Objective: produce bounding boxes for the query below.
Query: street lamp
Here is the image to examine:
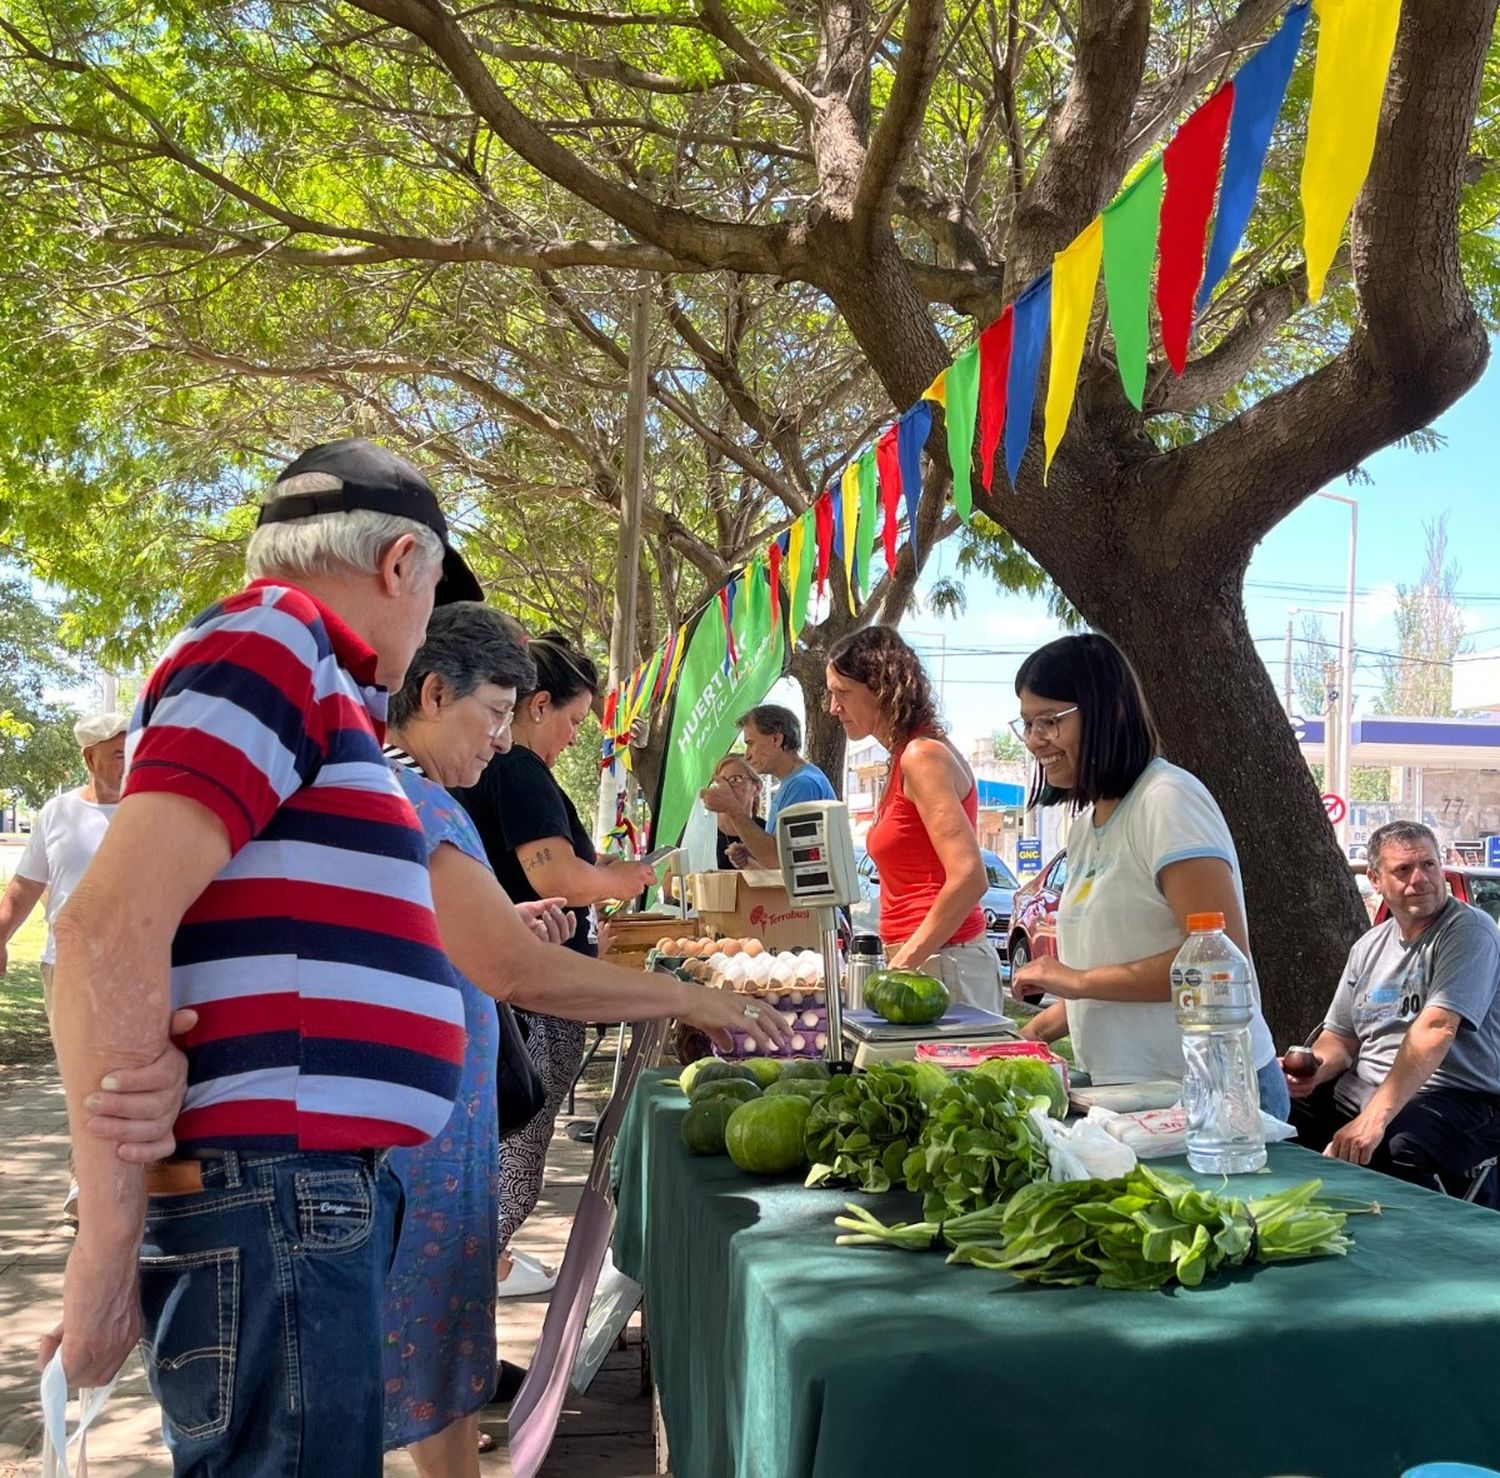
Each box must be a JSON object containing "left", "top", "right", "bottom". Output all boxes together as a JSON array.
[
  {"left": 1314, "top": 491, "right": 1359, "bottom": 854},
  {"left": 1287, "top": 603, "right": 1345, "bottom": 803}
]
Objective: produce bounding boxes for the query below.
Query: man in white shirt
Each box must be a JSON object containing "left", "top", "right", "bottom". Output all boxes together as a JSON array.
[{"left": 0, "top": 712, "right": 129, "bottom": 1014}]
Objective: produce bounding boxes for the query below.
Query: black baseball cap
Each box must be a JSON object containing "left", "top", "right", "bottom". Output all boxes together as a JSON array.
[{"left": 258, "top": 438, "right": 483, "bottom": 605}]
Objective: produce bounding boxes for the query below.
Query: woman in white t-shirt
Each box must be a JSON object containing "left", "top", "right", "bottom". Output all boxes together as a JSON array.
[{"left": 1008, "top": 633, "right": 1289, "bottom": 1118}]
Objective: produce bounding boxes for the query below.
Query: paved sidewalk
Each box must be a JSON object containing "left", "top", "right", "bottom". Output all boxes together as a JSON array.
[{"left": 0, "top": 1054, "right": 656, "bottom": 1477}]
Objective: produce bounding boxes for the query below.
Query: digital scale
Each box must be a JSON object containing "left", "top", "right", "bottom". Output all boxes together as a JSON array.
[{"left": 775, "top": 800, "right": 861, "bottom": 1065}]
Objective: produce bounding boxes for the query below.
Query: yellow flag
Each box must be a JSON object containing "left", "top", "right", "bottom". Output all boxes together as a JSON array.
[
  {"left": 1301, "top": 0, "right": 1402, "bottom": 303},
  {"left": 922, "top": 368, "right": 948, "bottom": 407},
  {"left": 840, "top": 460, "right": 861, "bottom": 615},
  {"left": 785, "top": 516, "right": 807, "bottom": 646},
  {"left": 1044, "top": 217, "right": 1104, "bottom": 480}
]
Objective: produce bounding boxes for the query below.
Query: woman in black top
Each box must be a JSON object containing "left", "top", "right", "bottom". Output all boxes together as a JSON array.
[
  {"left": 454, "top": 631, "right": 655, "bottom": 1299},
  {"left": 710, "top": 753, "right": 765, "bottom": 869}
]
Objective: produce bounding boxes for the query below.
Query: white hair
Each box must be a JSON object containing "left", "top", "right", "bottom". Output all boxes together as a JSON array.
[{"left": 244, "top": 472, "right": 445, "bottom": 582}]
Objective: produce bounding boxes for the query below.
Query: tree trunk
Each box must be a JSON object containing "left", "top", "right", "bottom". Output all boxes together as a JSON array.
[
  {"left": 1056, "top": 536, "right": 1367, "bottom": 1046},
  {"left": 790, "top": 637, "right": 847, "bottom": 800}
]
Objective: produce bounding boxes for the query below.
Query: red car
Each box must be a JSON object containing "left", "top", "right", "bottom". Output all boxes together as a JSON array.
[
  {"left": 1007, "top": 849, "right": 1068, "bottom": 975},
  {"left": 1373, "top": 866, "right": 1500, "bottom": 927}
]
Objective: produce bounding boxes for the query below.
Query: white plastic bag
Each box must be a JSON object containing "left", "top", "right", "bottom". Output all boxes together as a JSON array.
[
  {"left": 1028, "top": 1104, "right": 1139, "bottom": 1182},
  {"left": 39, "top": 1350, "right": 117, "bottom": 1478},
  {"left": 1088, "top": 1104, "right": 1299, "bottom": 1160}
]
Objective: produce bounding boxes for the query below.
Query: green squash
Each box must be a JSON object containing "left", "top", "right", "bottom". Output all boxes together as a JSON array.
[
  {"left": 688, "top": 1077, "right": 762, "bottom": 1108},
  {"left": 678, "top": 1058, "right": 758, "bottom": 1097},
  {"left": 778, "top": 1059, "right": 831, "bottom": 1082},
  {"left": 725, "top": 1095, "right": 813, "bottom": 1174},
  {"left": 680, "top": 1097, "right": 739, "bottom": 1155},
  {"left": 865, "top": 969, "right": 950, "bottom": 1026},
  {"left": 741, "top": 1057, "right": 785, "bottom": 1089}
]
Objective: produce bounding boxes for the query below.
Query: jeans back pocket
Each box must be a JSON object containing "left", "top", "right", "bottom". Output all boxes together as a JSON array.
[
  {"left": 138, "top": 1246, "right": 240, "bottom": 1441},
  {"left": 294, "top": 1167, "right": 374, "bottom": 1253}
]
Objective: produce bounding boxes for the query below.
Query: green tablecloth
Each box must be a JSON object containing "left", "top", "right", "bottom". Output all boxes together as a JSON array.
[{"left": 613, "top": 1069, "right": 1500, "bottom": 1478}]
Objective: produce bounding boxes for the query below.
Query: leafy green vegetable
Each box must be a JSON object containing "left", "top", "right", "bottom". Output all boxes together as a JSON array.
[
  {"left": 835, "top": 1164, "right": 1379, "bottom": 1292},
  {"left": 972, "top": 1057, "right": 1068, "bottom": 1118},
  {"left": 901, "top": 1073, "right": 1050, "bottom": 1219},
  {"left": 804, "top": 1065, "right": 929, "bottom": 1193}
]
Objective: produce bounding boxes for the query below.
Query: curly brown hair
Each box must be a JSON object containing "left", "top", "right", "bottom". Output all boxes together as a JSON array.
[{"left": 827, "top": 624, "right": 941, "bottom": 747}]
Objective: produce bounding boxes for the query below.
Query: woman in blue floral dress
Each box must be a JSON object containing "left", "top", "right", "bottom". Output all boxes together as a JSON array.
[{"left": 377, "top": 602, "right": 791, "bottom": 1474}]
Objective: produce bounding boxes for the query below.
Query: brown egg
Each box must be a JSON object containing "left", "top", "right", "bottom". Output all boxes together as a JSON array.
[
  {"left": 656, "top": 937, "right": 674, "bottom": 953},
  {"left": 743, "top": 939, "right": 765, "bottom": 957},
  {"left": 720, "top": 939, "right": 743, "bottom": 956}
]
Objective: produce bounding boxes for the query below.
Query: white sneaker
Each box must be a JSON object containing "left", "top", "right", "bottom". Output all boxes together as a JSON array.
[{"left": 497, "top": 1248, "right": 558, "bottom": 1298}]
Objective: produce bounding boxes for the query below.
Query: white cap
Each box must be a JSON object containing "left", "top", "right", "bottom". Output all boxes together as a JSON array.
[{"left": 73, "top": 712, "right": 130, "bottom": 749}]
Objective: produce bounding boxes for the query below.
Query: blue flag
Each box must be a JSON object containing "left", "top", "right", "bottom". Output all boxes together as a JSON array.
[
  {"left": 896, "top": 401, "right": 931, "bottom": 561},
  {"left": 1004, "top": 271, "right": 1053, "bottom": 488},
  {"left": 1199, "top": 1, "right": 1310, "bottom": 310}
]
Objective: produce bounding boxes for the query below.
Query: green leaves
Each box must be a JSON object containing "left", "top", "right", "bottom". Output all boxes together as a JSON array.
[
  {"left": 834, "top": 1162, "right": 1373, "bottom": 1295},
  {"left": 804, "top": 1064, "right": 930, "bottom": 1193},
  {"left": 901, "top": 1073, "right": 1050, "bottom": 1220}
]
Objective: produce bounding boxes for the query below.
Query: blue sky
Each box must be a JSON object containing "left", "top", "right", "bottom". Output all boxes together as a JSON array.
[{"left": 856, "top": 346, "right": 1500, "bottom": 754}]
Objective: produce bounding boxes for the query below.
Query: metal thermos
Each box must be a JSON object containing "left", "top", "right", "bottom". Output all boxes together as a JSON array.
[{"left": 845, "top": 933, "right": 885, "bottom": 1011}]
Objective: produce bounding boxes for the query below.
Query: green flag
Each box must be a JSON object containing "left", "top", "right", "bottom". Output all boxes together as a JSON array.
[
  {"left": 1102, "top": 157, "right": 1164, "bottom": 411},
  {"left": 649, "top": 573, "right": 786, "bottom": 850},
  {"left": 945, "top": 342, "right": 981, "bottom": 522},
  {"left": 855, "top": 449, "right": 879, "bottom": 598}
]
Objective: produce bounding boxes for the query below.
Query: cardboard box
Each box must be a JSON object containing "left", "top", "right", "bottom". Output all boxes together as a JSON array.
[{"left": 686, "top": 868, "right": 820, "bottom": 950}]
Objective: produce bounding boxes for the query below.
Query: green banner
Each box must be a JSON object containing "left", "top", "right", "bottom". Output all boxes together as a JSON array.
[{"left": 649, "top": 567, "right": 786, "bottom": 849}]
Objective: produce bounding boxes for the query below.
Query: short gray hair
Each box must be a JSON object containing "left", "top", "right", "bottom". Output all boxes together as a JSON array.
[
  {"left": 245, "top": 472, "right": 445, "bottom": 582},
  {"left": 388, "top": 603, "right": 536, "bottom": 727},
  {"left": 1367, "top": 820, "right": 1440, "bottom": 873}
]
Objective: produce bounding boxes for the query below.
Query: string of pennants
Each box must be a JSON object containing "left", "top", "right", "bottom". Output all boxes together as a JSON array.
[{"left": 600, "top": 0, "right": 1401, "bottom": 777}]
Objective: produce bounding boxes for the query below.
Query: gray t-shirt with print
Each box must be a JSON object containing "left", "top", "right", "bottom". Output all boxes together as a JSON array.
[{"left": 1325, "top": 898, "right": 1500, "bottom": 1111}]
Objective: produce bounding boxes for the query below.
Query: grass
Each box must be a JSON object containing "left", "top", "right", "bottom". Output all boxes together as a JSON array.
[{"left": 1, "top": 882, "right": 56, "bottom": 1069}]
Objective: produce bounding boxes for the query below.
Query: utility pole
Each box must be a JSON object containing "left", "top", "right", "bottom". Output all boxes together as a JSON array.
[
  {"left": 1283, "top": 621, "right": 1293, "bottom": 713},
  {"left": 1323, "top": 658, "right": 1341, "bottom": 812},
  {"left": 599, "top": 282, "right": 651, "bottom": 851}
]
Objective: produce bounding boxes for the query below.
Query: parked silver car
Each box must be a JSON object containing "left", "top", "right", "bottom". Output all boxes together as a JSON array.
[{"left": 851, "top": 847, "right": 1017, "bottom": 966}]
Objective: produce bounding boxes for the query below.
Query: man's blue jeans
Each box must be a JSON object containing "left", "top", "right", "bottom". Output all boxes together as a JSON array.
[{"left": 137, "top": 1150, "right": 402, "bottom": 1476}]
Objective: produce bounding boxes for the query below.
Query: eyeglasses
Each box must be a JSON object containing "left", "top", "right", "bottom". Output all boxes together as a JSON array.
[
  {"left": 721, "top": 773, "right": 757, "bottom": 788},
  {"left": 475, "top": 697, "right": 515, "bottom": 738},
  {"left": 1008, "top": 706, "right": 1078, "bottom": 743}
]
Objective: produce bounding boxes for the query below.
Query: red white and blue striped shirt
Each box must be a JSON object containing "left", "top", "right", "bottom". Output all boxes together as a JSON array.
[{"left": 125, "top": 580, "right": 464, "bottom": 1153}]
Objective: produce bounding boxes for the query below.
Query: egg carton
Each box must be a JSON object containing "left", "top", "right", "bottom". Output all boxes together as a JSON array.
[{"left": 716, "top": 1004, "right": 829, "bottom": 1060}]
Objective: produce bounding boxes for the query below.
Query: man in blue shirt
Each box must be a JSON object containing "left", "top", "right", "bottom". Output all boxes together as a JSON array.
[{"left": 703, "top": 704, "right": 836, "bottom": 868}]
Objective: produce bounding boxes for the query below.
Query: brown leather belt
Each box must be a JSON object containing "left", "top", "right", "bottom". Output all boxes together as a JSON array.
[{"left": 144, "top": 1159, "right": 206, "bottom": 1197}]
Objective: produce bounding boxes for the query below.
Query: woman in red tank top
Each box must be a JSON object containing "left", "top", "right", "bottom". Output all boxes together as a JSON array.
[{"left": 826, "top": 626, "right": 1002, "bottom": 1013}]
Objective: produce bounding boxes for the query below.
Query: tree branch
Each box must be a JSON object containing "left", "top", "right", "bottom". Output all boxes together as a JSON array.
[
  {"left": 1152, "top": 0, "right": 1496, "bottom": 564},
  {"left": 468, "top": 36, "right": 754, "bottom": 94},
  {"left": 341, "top": 0, "right": 791, "bottom": 276},
  {"left": 1123, "top": 0, "right": 1288, "bottom": 172},
  {"left": 1007, "top": 0, "right": 1151, "bottom": 279},
  {"left": 852, "top": 0, "right": 946, "bottom": 244},
  {"left": 693, "top": 0, "right": 818, "bottom": 119}
]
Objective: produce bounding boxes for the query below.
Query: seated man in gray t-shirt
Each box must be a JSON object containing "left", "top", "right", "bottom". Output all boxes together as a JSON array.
[{"left": 1283, "top": 820, "right": 1500, "bottom": 1193}]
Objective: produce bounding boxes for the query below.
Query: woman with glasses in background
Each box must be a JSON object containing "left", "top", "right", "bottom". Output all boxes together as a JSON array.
[
  {"left": 1008, "top": 633, "right": 1288, "bottom": 1116},
  {"left": 709, "top": 753, "right": 766, "bottom": 869},
  {"left": 826, "top": 625, "right": 1001, "bottom": 1012}
]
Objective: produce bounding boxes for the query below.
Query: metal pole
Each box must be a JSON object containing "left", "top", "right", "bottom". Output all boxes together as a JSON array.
[
  {"left": 1316, "top": 492, "right": 1359, "bottom": 855},
  {"left": 1283, "top": 620, "right": 1293, "bottom": 713}
]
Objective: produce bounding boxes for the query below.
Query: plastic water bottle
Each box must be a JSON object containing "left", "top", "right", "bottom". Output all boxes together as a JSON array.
[{"left": 1171, "top": 912, "right": 1266, "bottom": 1174}]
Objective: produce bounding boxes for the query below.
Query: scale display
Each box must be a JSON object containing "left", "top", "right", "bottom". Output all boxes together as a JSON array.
[{"left": 775, "top": 801, "right": 859, "bottom": 909}]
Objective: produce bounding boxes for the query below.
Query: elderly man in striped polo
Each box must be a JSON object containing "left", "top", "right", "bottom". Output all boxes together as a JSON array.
[{"left": 44, "top": 440, "right": 485, "bottom": 1476}]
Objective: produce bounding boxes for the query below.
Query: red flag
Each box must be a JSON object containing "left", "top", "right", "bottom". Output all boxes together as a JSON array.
[
  {"left": 978, "top": 307, "right": 1014, "bottom": 493},
  {"left": 767, "top": 537, "right": 783, "bottom": 624},
  {"left": 601, "top": 686, "right": 619, "bottom": 734},
  {"left": 718, "top": 583, "right": 738, "bottom": 668},
  {"left": 876, "top": 425, "right": 902, "bottom": 571},
  {"left": 1158, "top": 83, "right": 1235, "bottom": 374},
  {"left": 813, "top": 490, "right": 834, "bottom": 596}
]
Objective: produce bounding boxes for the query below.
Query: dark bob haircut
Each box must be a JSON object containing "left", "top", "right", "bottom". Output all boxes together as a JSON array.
[
  {"left": 389, "top": 602, "right": 536, "bottom": 727},
  {"left": 1013, "top": 632, "right": 1159, "bottom": 812}
]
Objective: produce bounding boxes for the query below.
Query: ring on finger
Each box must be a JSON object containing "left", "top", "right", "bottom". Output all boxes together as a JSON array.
[{"left": 742, "top": 1002, "right": 760, "bottom": 1021}]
